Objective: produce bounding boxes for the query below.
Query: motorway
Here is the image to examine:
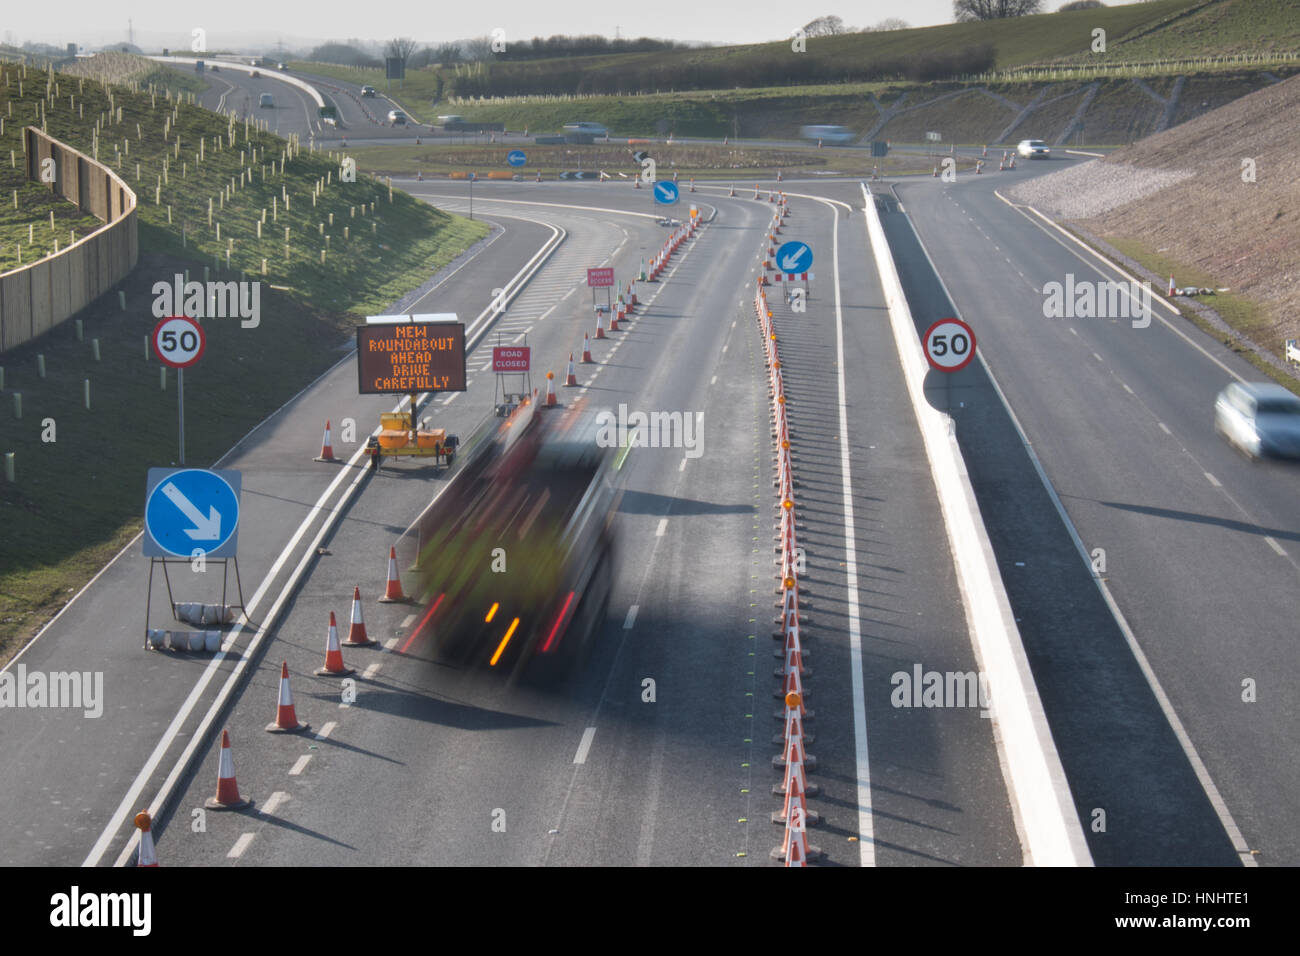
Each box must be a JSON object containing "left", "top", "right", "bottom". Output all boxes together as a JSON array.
[{"left": 2, "top": 62, "right": 1295, "bottom": 861}]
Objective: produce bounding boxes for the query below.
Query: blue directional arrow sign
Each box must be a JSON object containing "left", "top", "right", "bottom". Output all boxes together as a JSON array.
[
  {"left": 143, "top": 468, "right": 241, "bottom": 558},
  {"left": 775, "top": 241, "right": 814, "bottom": 274},
  {"left": 653, "top": 180, "right": 679, "bottom": 205},
  {"left": 506, "top": 149, "right": 527, "bottom": 167}
]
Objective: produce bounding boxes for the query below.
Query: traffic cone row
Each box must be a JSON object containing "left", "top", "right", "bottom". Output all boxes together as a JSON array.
[{"left": 752, "top": 228, "right": 823, "bottom": 865}]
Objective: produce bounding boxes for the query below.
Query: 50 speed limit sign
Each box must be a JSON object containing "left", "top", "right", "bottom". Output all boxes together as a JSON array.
[
  {"left": 922, "top": 318, "right": 976, "bottom": 373},
  {"left": 151, "top": 316, "right": 206, "bottom": 369}
]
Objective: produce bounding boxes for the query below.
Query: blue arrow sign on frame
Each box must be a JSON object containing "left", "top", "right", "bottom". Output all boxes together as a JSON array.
[
  {"left": 775, "top": 241, "right": 814, "bottom": 274},
  {"left": 653, "top": 180, "right": 680, "bottom": 205},
  {"left": 506, "top": 149, "right": 527, "bottom": 167},
  {"left": 143, "top": 468, "right": 242, "bottom": 559}
]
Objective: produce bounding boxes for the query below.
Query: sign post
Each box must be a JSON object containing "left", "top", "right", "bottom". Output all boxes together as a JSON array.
[
  {"left": 151, "top": 316, "right": 206, "bottom": 465},
  {"left": 587, "top": 266, "right": 615, "bottom": 314}
]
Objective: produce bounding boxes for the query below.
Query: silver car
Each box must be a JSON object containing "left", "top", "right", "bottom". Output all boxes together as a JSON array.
[
  {"left": 1017, "top": 139, "right": 1050, "bottom": 159},
  {"left": 1214, "top": 381, "right": 1300, "bottom": 459}
]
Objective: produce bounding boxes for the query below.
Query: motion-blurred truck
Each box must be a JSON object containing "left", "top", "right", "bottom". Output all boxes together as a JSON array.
[{"left": 409, "top": 399, "right": 621, "bottom": 679}]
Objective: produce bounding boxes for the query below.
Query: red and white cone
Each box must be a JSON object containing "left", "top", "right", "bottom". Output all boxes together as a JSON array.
[
  {"left": 343, "top": 587, "right": 376, "bottom": 646},
  {"left": 564, "top": 353, "right": 578, "bottom": 387},
  {"left": 776, "top": 169, "right": 783, "bottom": 182},
  {"left": 266, "top": 661, "right": 310, "bottom": 732},
  {"left": 134, "top": 811, "right": 158, "bottom": 866},
  {"left": 982, "top": 144, "right": 988, "bottom": 157},
  {"left": 378, "top": 546, "right": 408, "bottom": 603},
  {"left": 536, "top": 171, "right": 541, "bottom": 182},
  {"left": 314, "top": 420, "right": 337, "bottom": 462},
  {"left": 773, "top": 812, "right": 821, "bottom": 865},
  {"left": 544, "top": 371, "right": 558, "bottom": 407},
  {"left": 595, "top": 308, "right": 607, "bottom": 339},
  {"left": 753, "top": 184, "right": 760, "bottom": 199},
  {"left": 205, "top": 730, "right": 251, "bottom": 810},
  {"left": 729, "top": 183, "right": 736, "bottom": 197},
  {"left": 932, "top": 166, "right": 938, "bottom": 177},
  {"left": 1168, "top": 275, "right": 1176, "bottom": 296},
  {"left": 581, "top": 333, "right": 594, "bottom": 363},
  {"left": 315, "top": 611, "right": 355, "bottom": 676}
]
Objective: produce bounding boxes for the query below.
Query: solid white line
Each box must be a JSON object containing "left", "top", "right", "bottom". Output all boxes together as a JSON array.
[
  {"left": 573, "top": 727, "right": 597, "bottom": 765},
  {"left": 315, "top": 721, "right": 336, "bottom": 740},
  {"left": 227, "top": 833, "right": 255, "bottom": 859},
  {"left": 623, "top": 605, "right": 639, "bottom": 629},
  {"left": 1265, "top": 536, "right": 1287, "bottom": 556},
  {"left": 1204, "top": 472, "right": 1222, "bottom": 488},
  {"left": 288, "top": 755, "right": 312, "bottom": 776},
  {"left": 261, "top": 790, "right": 288, "bottom": 815},
  {"left": 655, "top": 518, "right": 667, "bottom": 537},
  {"left": 831, "top": 194, "right": 874, "bottom": 866}
]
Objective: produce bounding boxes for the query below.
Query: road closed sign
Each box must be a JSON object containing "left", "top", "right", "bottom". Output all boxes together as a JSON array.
[
  {"left": 492, "top": 346, "right": 530, "bottom": 372},
  {"left": 922, "top": 318, "right": 976, "bottom": 372}
]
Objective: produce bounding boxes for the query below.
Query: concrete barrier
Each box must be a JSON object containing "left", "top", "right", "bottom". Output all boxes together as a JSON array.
[
  {"left": 0, "top": 127, "right": 137, "bottom": 354},
  {"left": 861, "top": 182, "right": 1092, "bottom": 866}
]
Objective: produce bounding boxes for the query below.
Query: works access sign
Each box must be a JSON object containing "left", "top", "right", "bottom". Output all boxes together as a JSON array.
[{"left": 356, "top": 321, "right": 467, "bottom": 394}]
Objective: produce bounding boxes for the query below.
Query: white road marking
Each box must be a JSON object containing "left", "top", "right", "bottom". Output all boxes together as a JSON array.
[
  {"left": 1122, "top": 383, "right": 1134, "bottom": 394},
  {"left": 1158, "top": 422, "right": 1172, "bottom": 435},
  {"left": 1069, "top": 327, "right": 1078, "bottom": 336},
  {"left": 1265, "top": 536, "right": 1287, "bottom": 556},
  {"left": 538, "top": 304, "right": 557, "bottom": 321},
  {"left": 623, "top": 605, "right": 638, "bottom": 629},
  {"left": 679, "top": 458, "right": 687, "bottom": 471},
  {"left": 384, "top": 637, "right": 399, "bottom": 650},
  {"left": 1093, "top": 352, "right": 1103, "bottom": 362},
  {"left": 710, "top": 375, "right": 717, "bottom": 385},
  {"left": 573, "top": 727, "right": 597, "bottom": 765},
  {"left": 227, "top": 833, "right": 255, "bottom": 858},
  {"left": 1204, "top": 472, "right": 1221, "bottom": 487},
  {"left": 289, "top": 755, "right": 312, "bottom": 776},
  {"left": 722, "top": 344, "right": 728, "bottom": 353},
  {"left": 442, "top": 392, "right": 459, "bottom": 405},
  {"left": 655, "top": 518, "right": 667, "bottom": 536},
  {"left": 261, "top": 791, "right": 289, "bottom": 815},
  {"left": 400, "top": 614, "right": 416, "bottom": 628},
  {"left": 512, "top": 332, "right": 527, "bottom": 343},
  {"left": 362, "top": 662, "right": 381, "bottom": 679},
  {"left": 315, "top": 721, "right": 336, "bottom": 740}
]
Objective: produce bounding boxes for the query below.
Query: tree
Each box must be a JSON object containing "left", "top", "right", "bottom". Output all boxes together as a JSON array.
[
  {"left": 865, "top": 18, "right": 912, "bottom": 31},
  {"left": 384, "top": 37, "right": 418, "bottom": 66},
  {"left": 1058, "top": 0, "right": 1104, "bottom": 9},
  {"left": 953, "top": 0, "right": 1042, "bottom": 20},
  {"left": 433, "top": 42, "right": 463, "bottom": 65},
  {"left": 462, "top": 36, "right": 493, "bottom": 62},
  {"left": 802, "top": 15, "right": 847, "bottom": 37}
]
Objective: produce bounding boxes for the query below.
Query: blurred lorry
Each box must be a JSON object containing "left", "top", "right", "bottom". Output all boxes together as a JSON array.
[{"left": 408, "top": 399, "right": 621, "bottom": 679}]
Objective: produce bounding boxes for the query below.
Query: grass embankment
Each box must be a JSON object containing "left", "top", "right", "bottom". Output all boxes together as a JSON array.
[{"left": 0, "top": 61, "right": 487, "bottom": 662}]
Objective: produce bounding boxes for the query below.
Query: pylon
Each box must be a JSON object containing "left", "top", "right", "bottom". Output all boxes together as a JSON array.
[
  {"left": 776, "top": 169, "right": 783, "bottom": 182},
  {"left": 205, "top": 730, "right": 251, "bottom": 810},
  {"left": 633, "top": 177, "right": 641, "bottom": 188},
  {"left": 933, "top": 166, "right": 938, "bottom": 177},
  {"left": 343, "top": 586, "right": 376, "bottom": 646},
  {"left": 134, "top": 811, "right": 158, "bottom": 866},
  {"left": 315, "top": 611, "right": 354, "bottom": 676},
  {"left": 266, "top": 661, "right": 310, "bottom": 732},
  {"left": 378, "top": 546, "right": 408, "bottom": 603},
  {"left": 564, "top": 353, "right": 578, "bottom": 386},
  {"left": 768, "top": 191, "right": 775, "bottom": 202},
  {"left": 581, "top": 333, "right": 594, "bottom": 363},
  {"left": 689, "top": 178, "right": 696, "bottom": 192},
  {"left": 1168, "top": 275, "right": 1176, "bottom": 296},
  {"left": 729, "top": 183, "right": 736, "bottom": 197},
  {"left": 544, "top": 371, "right": 557, "bottom": 406},
  {"left": 595, "top": 308, "right": 607, "bottom": 338},
  {"left": 982, "top": 144, "right": 988, "bottom": 157},
  {"left": 314, "top": 420, "right": 336, "bottom": 461},
  {"left": 754, "top": 184, "right": 760, "bottom": 199},
  {"left": 536, "top": 171, "right": 541, "bottom": 182}
]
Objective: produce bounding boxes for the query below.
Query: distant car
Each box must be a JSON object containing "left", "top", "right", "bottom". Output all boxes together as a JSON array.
[
  {"left": 276, "top": 62, "right": 287, "bottom": 71},
  {"left": 210, "top": 64, "right": 219, "bottom": 72},
  {"left": 1017, "top": 139, "right": 1051, "bottom": 159},
  {"left": 361, "top": 85, "right": 377, "bottom": 97},
  {"left": 1214, "top": 381, "right": 1300, "bottom": 459},
  {"left": 250, "top": 69, "right": 260, "bottom": 78},
  {"left": 563, "top": 121, "right": 608, "bottom": 136},
  {"left": 800, "top": 124, "right": 855, "bottom": 145},
  {"left": 259, "top": 93, "right": 274, "bottom": 108},
  {"left": 387, "top": 110, "right": 407, "bottom": 125}
]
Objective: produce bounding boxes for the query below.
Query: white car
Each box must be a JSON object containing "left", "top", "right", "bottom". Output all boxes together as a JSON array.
[
  {"left": 387, "top": 110, "right": 407, "bottom": 125},
  {"left": 1017, "top": 139, "right": 1050, "bottom": 159},
  {"left": 1214, "top": 381, "right": 1300, "bottom": 459}
]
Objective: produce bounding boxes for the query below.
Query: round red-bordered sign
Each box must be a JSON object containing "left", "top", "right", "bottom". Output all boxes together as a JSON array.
[
  {"left": 922, "top": 317, "right": 976, "bottom": 373},
  {"left": 151, "top": 315, "right": 206, "bottom": 369}
]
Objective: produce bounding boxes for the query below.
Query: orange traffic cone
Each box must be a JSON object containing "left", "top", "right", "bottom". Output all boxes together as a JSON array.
[
  {"left": 933, "top": 166, "right": 938, "bottom": 177},
  {"left": 773, "top": 712, "right": 816, "bottom": 771},
  {"left": 581, "top": 333, "right": 594, "bottom": 363},
  {"left": 1168, "top": 275, "right": 1176, "bottom": 296},
  {"left": 544, "top": 371, "right": 557, "bottom": 407},
  {"left": 315, "top": 611, "right": 355, "bottom": 676},
  {"left": 205, "top": 730, "right": 251, "bottom": 810},
  {"left": 378, "top": 546, "right": 408, "bottom": 603},
  {"left": 314, "top": 420, "right": 336, "bottom": 462},
  {"left": 754, "top": 184, "right": 760, "bottom": 199},
  {"left": 134, "top": 811, "right": 158, "bottom": 866},
  {"left": 776, "top": 169, "right": 783, "bottom": 182},
  {"left": 595, "top": 308, "right": 607, "bottom": 339},
  {"left": 982, "top": 144, "right": 988, "bottom": 157},
  {"left": 343, "top": 587, "right": 376, "bottom": 646},
  {"left": 564, "top": 354, "right": 577, "bottom": 386},
  {"left": 266, "top": 661, "right": 310, "bottom": 732},
  {"left": 773, "top": 816, "right": 821, "bottom": 865},
  {"left": 729, "top": 183, "right": 735, "bottom": 197},
  {"left": 689, "top": 178, "right": 696, "bottom": 192},
  {"left": 633, "top": 177, "right": 641, "bottom": 189}
]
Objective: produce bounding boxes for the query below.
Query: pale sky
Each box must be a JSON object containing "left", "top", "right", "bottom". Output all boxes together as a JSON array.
[{"left": 4, "top": 0, "right": 1130, "bottom": 50}]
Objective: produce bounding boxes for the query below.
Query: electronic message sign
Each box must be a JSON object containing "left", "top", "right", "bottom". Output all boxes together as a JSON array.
[{"left": 356, "top": 320, "right": 467, "bottom": 394}]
